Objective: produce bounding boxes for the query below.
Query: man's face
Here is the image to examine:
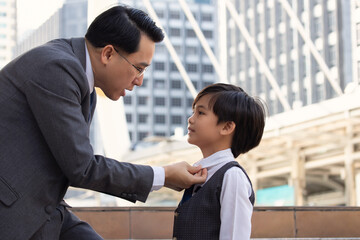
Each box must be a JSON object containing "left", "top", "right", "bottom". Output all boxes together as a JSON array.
[{"left": 94, "top": 34, "right": 155, "bottom": 100}]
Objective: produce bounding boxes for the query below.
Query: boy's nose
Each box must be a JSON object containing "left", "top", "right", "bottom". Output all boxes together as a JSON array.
[{"left": 188, "top": 115, "right": 194, "bottom": 123}]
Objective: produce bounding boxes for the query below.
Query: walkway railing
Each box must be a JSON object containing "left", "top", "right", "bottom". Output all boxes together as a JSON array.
[{"left": 72, "top": 206, "right": 360, "bottom": 239}]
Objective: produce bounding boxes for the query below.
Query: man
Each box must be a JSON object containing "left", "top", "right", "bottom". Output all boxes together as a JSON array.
[{"left": 0, "top": 5, "right": 206, "bottom": 240}]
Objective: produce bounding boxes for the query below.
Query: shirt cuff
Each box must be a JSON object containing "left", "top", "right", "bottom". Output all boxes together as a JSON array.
[{"left": 151, "top": 166, "right": 165, "bottom": 191}]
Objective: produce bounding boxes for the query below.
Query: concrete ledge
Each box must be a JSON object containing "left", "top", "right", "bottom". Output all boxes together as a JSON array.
[{"left": 72, "top": 206, "right": 360, "bottom": 239}]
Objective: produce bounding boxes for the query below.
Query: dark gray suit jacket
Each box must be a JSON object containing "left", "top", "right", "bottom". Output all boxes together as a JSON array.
[{"left": 0, "top": 38, "right": 153, "bottom": 240}]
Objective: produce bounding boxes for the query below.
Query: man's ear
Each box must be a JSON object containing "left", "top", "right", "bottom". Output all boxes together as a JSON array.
[
  {"left": 220, "top": 121, "right": 236, "bottom": 136},
  {"left": 100, "top": 45, "right": 115, "bottom": 65}
]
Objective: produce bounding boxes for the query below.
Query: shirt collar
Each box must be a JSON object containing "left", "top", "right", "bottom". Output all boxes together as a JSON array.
[
  {"left": 194, "top": 148, "right": 234, "bottom": 169},
  {"left": 85, "top": 42, "right": 94, "bottom": 93}
]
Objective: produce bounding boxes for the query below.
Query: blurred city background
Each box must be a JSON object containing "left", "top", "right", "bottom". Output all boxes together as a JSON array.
[{"left": 2, "top": 0, "right": 360, "bottom": 208}]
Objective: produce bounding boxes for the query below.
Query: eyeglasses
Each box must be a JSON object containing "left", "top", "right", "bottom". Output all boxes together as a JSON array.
[{"left": 113, "top": 47, "right": 147, "bottom": 77}]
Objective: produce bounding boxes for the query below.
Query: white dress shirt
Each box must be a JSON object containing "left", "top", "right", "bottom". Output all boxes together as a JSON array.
[
  {"left": 84, "top": 42, "right": 164, "bottom": 191},
  {"left": 193, "top": 148, "right": 253, "bottom": 240}
]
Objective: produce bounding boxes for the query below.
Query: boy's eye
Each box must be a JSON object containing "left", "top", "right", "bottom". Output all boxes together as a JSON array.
[{"left": 198, "top": 111, "right": 204, "bottom": 115}]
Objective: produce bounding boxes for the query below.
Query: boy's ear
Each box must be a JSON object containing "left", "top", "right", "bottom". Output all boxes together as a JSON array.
[{"left": 220, "top": 121, "right": 236, "bottom": 136}]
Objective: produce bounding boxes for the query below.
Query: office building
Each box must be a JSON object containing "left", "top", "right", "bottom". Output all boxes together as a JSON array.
[
  {"left": 0, "top": 0, "right": 16, "bottom": 69},
  {"left": 220, "top": 0, "right": 354, "bottom": 115},
  {"left": 14, "top": 0, "right": 87, "bottom": 57},
  {"left": 120, "top": 0, "right": 218, "bottom": 145},
  {"left": 352, "top": 0, "right": 360, "bottom": 84}
]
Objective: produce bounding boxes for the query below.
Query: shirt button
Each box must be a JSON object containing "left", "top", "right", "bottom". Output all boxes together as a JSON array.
[{"left": 174, "top": 212, "right": 179, "bottom": 217}]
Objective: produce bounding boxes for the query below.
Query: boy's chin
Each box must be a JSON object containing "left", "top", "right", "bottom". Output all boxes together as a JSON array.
[{"left": 187, "top": 136, "right": 197, "bottom": 146}]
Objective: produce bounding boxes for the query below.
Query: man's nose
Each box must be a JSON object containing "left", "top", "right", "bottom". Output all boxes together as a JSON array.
[{"left": 133, "top": 75, "right": 144, "bottom": 86}]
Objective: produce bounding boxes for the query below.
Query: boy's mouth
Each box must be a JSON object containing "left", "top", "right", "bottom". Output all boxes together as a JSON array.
[{"left": 188, "top": 127, "right": 195, "bottom": 133}]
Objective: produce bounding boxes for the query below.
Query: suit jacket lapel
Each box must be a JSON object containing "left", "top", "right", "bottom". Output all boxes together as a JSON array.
[
  {"left": 69, "top": 37, "right": 97, "bottom": 122},
  {"left": 70, "top": 38, "right": 86, "bottom": 71}
]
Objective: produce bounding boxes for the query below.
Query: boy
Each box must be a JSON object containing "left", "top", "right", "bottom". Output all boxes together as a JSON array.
[{"left": 173, "top": 83, "right": 266, "bottom": 239}]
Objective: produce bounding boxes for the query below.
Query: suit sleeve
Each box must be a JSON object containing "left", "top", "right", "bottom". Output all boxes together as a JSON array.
[{"left": 24, "top": 57, "right": 153, "bottom": 203}]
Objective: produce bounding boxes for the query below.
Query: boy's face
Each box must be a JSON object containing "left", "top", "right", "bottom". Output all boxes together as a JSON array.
[{"left": 187, "top": 94, "right": 225, "bottom": 152}]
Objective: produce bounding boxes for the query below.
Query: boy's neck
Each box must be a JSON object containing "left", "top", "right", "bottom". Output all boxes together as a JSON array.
[
  {"left": 200, "top": 144, "right": 231, "bottom": 159},
  {"left": 198, "top": 131, "right": 233, "bottom": 158}
]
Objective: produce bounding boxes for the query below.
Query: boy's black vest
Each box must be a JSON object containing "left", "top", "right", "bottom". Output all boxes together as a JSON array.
[{"left": 173, "top": 161, "right": 255, "bottom": 240}]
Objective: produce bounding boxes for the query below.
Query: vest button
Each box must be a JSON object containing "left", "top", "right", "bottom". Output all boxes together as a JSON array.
[
  {"left": 45, "top": 205, "right": 53, "bottom": 214},
  {"left": 173, "top": 238, "right": 177, "bottom": 240}
]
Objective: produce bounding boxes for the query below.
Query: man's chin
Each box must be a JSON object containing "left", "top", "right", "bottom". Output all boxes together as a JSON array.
[{"left": 118, "top": 89, "right": 126, "bottom": 98}]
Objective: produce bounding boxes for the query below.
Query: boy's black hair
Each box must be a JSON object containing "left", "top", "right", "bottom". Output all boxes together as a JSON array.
[
  {"left": 193, "top": 83, "right": 266, "bottom": 158},
  {"left": 85, "top": 5, "right": 164, "bottom": 53}
]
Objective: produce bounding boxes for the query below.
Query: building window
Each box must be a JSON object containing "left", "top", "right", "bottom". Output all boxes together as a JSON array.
[
  {"left": 357, "top": 23, "right": 360, "bottom": 46},
  {"left": 170, "top": 28, "right": 181, "bottom": 37},
  {"left": 126, "top": 114, "right": 132, "bottom": 123},
  {"left": 154, "top": 79, "right": 165, "bottom": 88},
  {"left": 170, "top": 11, "right": 180, "bottom": 19},
  {"left": 154, "top": 62, "right": 165, "bottom": 71},
  {"left": 328, "top": 45, "right": 336, "bottom": 66},
  {"left": 192, "top": 81, "right": 198, "bottom": 89},
  {"left": 202, "top": 13, "right": 212, "bottom": 22},
  {"left": 138, "top": 96, "right": 147, "bottom": 105},
  {"left": 171, "top": 63, "right": 178, "bottom": 72},
  {"left": 155, "top": 97, "right": 165, "bottom": 106},
  {"left": 358, "top": 61, "right": 360, "bottom": 82},
  {"left": 0, "top": 12, "right": 6, "bottom": 17},
  {"left": 174, "top": 45, "right": 182, "bottom": 54},
  {"left": 186, "top": 64, "right": 198, "bottom": 73},
  {"left": 155, "top": 114, "right": 166, "bottom": 124},
  {"left": 191, "top": 12, "right": 197, "bottom": 20},
  {"left": 186, "top": 29, "right": 196, "bottom": 38},
  {"left": 171, "top": 115, "right": 182, "bottom": 124},
  {"left": 155, "top": 10, "right": 164, "bottom": 18},
  {"left": 171, "top": 80, "right": 182, "bottom": 89},
  {"left": 202, "top": 64, "right": 214, "bottom": 73},
  {"left": 203, "top": 81, "right": 214, "bottom": 87},
  {"left": 203, "top": 30, "right": 213, "bottom": 39},
  {"left": 138, "top": 132, "right": 148, "bottom": 141},
  {"left": 326, "top": 11, "right": 334, "bottom": 32},
  {"left": 278, "top": 66, "right": 285, "bottom": 85},
  {"left": 142, "top": 78, "right": 148, "bottom": 88},
  {"left": 129, "top": 131, "right": 133, "bottom": 141},
  {"left": 155, "top": 132, "right": 166, "bottom": 137},
  {"left": 171, "top": 98, "right": 182, "bottom": 107},
  {"left": 186, "top": 46, "right": 198, "bottom": 55},
  {"left": 314, "top": 17, "right": 322, "bottom": 37},
  {"left": 187, "top": 98, "right": 194, "bottom": 108},
  {"left": 138, "top": 114, "right": 148, "bottom": 124},
  {"left": 124, "top": 96, "right": 132, "bottom": 105},
  {"left": 156, "top": 44, "right": 166, "bottom": 54}
]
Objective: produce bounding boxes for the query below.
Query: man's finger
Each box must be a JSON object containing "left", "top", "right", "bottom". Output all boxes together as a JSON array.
[
  {"left": 187, "top": 165, "right": 202, "bottom": 174},
  {"left": 192, "top": 168, "right": 207, "bottom": 184}
]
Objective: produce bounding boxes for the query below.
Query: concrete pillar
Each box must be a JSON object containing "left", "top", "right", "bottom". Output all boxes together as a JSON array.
[
  {"left": 290, "top": 144, "right": 305, "bottom": 206},
  {"left": 344, "top": 122, "right": 355, "bottom": 205}
]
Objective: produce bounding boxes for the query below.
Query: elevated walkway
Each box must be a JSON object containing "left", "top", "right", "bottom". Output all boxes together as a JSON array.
[{"left": 72, "top": 206, "right": 360, "bottom": 239}]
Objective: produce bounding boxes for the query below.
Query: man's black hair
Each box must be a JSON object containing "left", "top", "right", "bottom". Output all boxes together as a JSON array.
[{"left": 85, "top": 5, "right": 164, "bottom": 53}]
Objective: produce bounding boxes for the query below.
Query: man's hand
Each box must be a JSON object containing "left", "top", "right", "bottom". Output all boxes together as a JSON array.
[{"left": 163, "top": 161, "right": 208, "bottom": 191}]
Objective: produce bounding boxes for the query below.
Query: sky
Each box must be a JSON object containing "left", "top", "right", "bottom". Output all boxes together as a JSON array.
[{"left": 17, "top": 0, "right": 64, "bottom": 40}]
